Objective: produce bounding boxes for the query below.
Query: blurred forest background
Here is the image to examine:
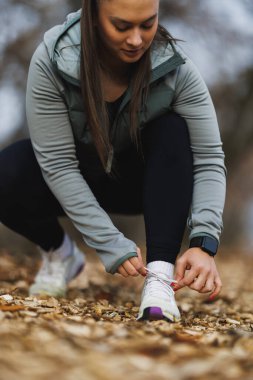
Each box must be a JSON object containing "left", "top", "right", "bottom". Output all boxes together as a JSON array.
[{"left": 0, "top": 0, "right": 253, "bottom": 254}]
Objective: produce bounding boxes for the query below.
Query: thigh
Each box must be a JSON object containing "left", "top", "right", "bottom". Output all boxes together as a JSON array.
[
  {"left": 85, "top": 112, "right": 192, "bottom": 216},
  {"left": 0, "top": 139, "right": 64, "bottom": 216},
  {"left": 89, "top": 146, "right": 145, "bottom": 215},
  {"left": 98, "top": 112, "right": 193, "bottom": 216},
  {"left": 0, "top": 139, "right": 144, "bottom": 217}
]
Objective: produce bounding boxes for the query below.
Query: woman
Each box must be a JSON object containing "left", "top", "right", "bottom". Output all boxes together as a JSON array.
[{"left": 0, "top": 0, "right": 226, "bottom": 322}]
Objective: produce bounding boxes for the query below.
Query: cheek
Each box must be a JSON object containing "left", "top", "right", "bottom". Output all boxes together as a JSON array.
[
  {"left": 143, "top": 31, "right": 156, "bottom": 47},
  {"left": 102, "top": 29, "right": 123, "bottom": 49},
  {"left": 107, "top": 32, "right": 123, "bottom": 47}
]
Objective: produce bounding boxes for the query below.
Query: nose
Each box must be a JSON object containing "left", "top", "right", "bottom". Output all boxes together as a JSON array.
[{"left": 126, "top": 28, "right": 143, "bottom": 48}]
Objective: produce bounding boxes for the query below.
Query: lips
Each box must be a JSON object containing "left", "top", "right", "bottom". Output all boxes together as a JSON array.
[
  {"left": 122, "top": 48, "right": 143, "bottom": 57},
  {"left": 124, "top": 49, "right": 142, "bottom": 53},
  {"left": 123, "top": 49, "right": 142, "bottom": 54}
]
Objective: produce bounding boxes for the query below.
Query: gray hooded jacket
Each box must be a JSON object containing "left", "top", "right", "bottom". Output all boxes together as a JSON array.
[{"left": 26, "top": 10, "right": 226, "bottom": 273}]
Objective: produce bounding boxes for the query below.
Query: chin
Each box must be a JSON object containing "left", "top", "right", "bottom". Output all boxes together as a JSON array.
[{"left": 121, "top": 57, "right": 142, "bottom": 63}]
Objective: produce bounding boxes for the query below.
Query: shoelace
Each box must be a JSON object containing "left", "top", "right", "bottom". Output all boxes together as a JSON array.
[{"left": 143, "top": 267, "right": 177, "bottom": 297}]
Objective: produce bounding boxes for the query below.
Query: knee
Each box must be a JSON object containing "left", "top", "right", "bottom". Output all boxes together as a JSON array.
[
  {"left": 142, "top": 112, "right": 191, "bottom": 156},
  {"left": 156, "top": 112, "right": 189, "bottom": 144}
]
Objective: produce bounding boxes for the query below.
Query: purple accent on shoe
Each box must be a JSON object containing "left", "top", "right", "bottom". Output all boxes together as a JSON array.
[{"left": 143, "top": 307, "right": 164, "bottom": 321}]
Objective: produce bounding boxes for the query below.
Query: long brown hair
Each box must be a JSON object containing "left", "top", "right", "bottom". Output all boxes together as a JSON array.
[{"left": 80, "top": 0, "right": 174, "bottom": 169}]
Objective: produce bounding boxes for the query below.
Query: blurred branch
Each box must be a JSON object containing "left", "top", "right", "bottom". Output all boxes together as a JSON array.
[{"left": 215, "top": 69, "right": 253, "bottom": 169}]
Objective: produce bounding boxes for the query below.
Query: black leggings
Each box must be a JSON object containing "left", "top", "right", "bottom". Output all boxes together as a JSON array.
[{"left": 0, "top": 113, "right": 193, "bottom": 264}]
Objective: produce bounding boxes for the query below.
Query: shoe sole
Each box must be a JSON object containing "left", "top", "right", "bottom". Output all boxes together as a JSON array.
[{"left": 29, "top": 285, "right": 66, "bottom": 298}]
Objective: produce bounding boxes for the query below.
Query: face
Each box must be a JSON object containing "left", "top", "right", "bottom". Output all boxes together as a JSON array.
[{"left": 96, "top": 0, "right": 159, "bottom": 65}]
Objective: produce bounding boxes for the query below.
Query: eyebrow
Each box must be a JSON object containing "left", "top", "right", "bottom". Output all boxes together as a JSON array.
[{"left": 110, "top": 14, "right": 158, "bottom": 25}]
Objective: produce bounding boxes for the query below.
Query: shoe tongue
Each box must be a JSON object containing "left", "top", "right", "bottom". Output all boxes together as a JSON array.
[
  {"left": 147, "top": 261, "right": 174, "bottom": 278},
  {"left": 147, "top": 271, "right": 172, "bottom": 284}
]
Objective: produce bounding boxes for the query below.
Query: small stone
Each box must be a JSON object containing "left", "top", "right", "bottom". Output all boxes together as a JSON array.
[
  {"left": 0, "top": 294, "right": 13, "bottom": 301},
  {"left": 19, "top": 310, "right": 38, "bottom": 317},
  {"left": 226, "top": 318, "right": 240, "bottom": 325}
]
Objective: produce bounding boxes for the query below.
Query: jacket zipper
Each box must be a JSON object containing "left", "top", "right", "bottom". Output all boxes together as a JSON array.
[{"left": 106, "top": 146, "right": 114, "bottom": 174}]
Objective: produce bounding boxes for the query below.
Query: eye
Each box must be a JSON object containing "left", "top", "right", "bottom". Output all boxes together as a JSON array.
[
  {"left": 141, "top": 23, "right": 154, "bottom": 30},
  {"left": 112, "top": 22, "right": 131, "bottom": 32},
  {"left": 115, "top": 25, "right": 130, "bottom": 32},
  {"left": 115, "top": 23, "right": 154, "bottom": 32}
]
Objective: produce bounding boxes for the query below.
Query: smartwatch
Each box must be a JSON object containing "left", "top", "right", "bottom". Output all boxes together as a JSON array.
[{"left": 189, "top": 236, "right": 219, "bottom": 256}]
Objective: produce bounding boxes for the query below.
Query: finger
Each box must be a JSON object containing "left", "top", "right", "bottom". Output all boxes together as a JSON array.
[
  {"left": 133, "top": 249, "right": 146, "bottom": 276},
  {"left": 174, "top": 268, "right": 199, "bottom": 291},
  {"left": 189, "top": 272, "right": 208, "bottom": 292},
  {"left": 122, "top": 259, "right": 139, "bottom": 277},
  {"left": 129, "top": 256, "right": 146, "bottom": 276},
  {"left": 171, "top": 281, "right": 184, "bottom": 291},
  {"left": 136, "top": 246, "right": 141, "bottom": 256},
  {"left": 209, "top": 276, "right": 222, "bottom": 300},
  {"left": 117, "top": 265, "right": 129, "bottom": 278},
  {"left": 199, "top": 275, "right": 215, "bottom": 294},
  {"left": 174, "top": 257, "right": 188, "bottom": 283},
  {"left": 181, "top": 267, "right": 199, "bottom": 287}
]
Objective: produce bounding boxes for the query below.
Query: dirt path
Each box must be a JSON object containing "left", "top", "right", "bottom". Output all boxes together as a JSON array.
[{"left": 0, "top": 247, "right": 253, "bottom": 380}]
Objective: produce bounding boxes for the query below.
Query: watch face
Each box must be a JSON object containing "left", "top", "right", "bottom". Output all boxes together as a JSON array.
[
  {"left": 190, "top": 236, "right": 218, "bottom": 256},
  {"left": 203, "top": 237, "right": 218, "bottom": 255}
]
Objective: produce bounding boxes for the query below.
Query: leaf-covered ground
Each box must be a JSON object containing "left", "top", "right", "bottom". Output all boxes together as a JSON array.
[{"left": 0, "top": 246, "right": 253, "bottom": 380}]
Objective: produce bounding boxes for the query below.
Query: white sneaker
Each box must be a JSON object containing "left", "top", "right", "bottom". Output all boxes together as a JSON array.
[
  {"left": 29, "top": 243, "right": 85, "bottom": 297},
  {"left": 137, "top": 268, "right": 181, "bottom": 322}
]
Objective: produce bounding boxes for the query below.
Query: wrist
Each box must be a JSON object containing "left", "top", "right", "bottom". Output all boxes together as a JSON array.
[{"left": 189, "top": 236, "right": 219, "bottom": 256}]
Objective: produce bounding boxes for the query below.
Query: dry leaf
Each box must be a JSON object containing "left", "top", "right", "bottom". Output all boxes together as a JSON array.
[
  {"left": 0, "top": 249, "right": 253, "bottom": 380},
  {"left": 0, "top": 304, "right": 26, "bottom": 311}
]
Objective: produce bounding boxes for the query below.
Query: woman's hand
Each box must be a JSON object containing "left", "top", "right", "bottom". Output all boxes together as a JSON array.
[
  {"left": 117, "top": 247, "right": 147, "bottom": 277},
  {"left": 173, "top": 248, "right": 222, "bottom": 300}
]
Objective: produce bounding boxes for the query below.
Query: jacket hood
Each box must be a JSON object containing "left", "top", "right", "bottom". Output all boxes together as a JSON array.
[{"left": 44, "top": 10, "right": 185, "bottom": 85}]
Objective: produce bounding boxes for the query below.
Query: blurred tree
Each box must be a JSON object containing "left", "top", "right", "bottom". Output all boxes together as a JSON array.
[
  {"left": 213, "top": 69, "right": 253, "bottom": 245},
  {"left": 215, "top": 69, "right": 253, "bottom": 170}
]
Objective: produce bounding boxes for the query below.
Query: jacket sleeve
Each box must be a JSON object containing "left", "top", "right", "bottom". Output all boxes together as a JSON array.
[
  {"left": 26, "top": 43, "right": 137, "bottom": 273},
  {"left": 172, "top": 57, "right": 226, "bottom": 243}
]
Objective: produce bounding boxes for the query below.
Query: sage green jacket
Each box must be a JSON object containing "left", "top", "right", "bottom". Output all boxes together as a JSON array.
[{"left": 26, "top": 10, "right": 226, "bottom": 273}]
